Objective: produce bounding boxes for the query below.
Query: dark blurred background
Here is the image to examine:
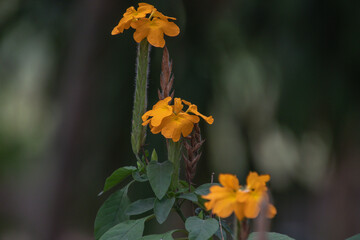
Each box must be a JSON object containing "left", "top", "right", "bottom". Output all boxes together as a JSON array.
[{"left": 1, "top": 0, "right": 360, "bottom": 239}]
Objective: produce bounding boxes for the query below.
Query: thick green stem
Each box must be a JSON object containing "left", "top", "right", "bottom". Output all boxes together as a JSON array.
[
  {"left": 131, "top": 40, "right": 150, "bottom": 161},
  {"left": 167, "top": 140, "right": 182, "bottom": 189},
  {"left": 174, "top": 202, "right": 186, "bottom": 223}
]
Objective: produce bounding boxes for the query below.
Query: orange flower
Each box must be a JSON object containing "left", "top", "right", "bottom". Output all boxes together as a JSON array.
[
  {"left": 239, "top": 172, "right": 277, "bottom": 218},
  {"left": 202, "top": 174, "right": 245, "bottom": 220},
  {"left": 111, "top": 3, "right": 180, "bottom": 48},
  {"left": 142, "top": 97, "right": 213, "bottom": 142},
  {"left": 132, "top": 17, "right": 180, "bottom": 48},
  {"left": 111, "top": 3, "right": 154, "bottom": 35},
  {"left": 202, "top": 172, "right": 276, "bottom": 221}
]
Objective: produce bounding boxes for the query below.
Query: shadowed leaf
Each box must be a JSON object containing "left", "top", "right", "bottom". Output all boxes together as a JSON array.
[
  {"left": 99, "top": 217, "right": 147, "bottom": 240},
  {"left": 147, "top": 161, "right": 173, "bottom": 199},
  {"left": 94, "top": 182, "right": 133, "bottom": 239},
  {"left": 154, "top": 197, "right": 175, "bottom": 224},
  {"left": 125, "top": 198, "right": 155, "bottom": 215}
]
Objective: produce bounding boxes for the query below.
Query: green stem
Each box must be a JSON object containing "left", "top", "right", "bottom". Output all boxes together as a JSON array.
[
  {"left": 131, "top": 40, "right": 150, "bottom": 161},
  {"left": 233, "top": 217, "right": 239, "bottom": 240},
  {"left": 174, "top": 203, "right": 186, "bottom": 223},
  {"left": 167, "top": 140, "right": 182, "bottom": 189}
]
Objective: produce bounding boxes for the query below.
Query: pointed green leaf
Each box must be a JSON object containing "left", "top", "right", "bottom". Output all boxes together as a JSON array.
[
  {"left": 94, "top": 182, "right": 132, "bottom": 240},
  {"left": 151, "top": 149, "right": 158, "bottom": 162},
  {"left": 102, "top": 166, "right": 136, "bottom": 193},
  {"left": 248, "top": 232, "right": 295, "bottom": 240},
  {"left": 154, "top": 197, "right": 175, "bottom": 224},
  {"left": 198, "top": 210, "right": 204, "bottom": 220},
  {"left": 185, "top": 216, "right": 219, "bottom": 240},
  {"left": 99, "top": 217, "right": 147, "bottom": 240},
  {"left": 178, "top": 193, "right": 198, "bottom": 202},
  {"left": 140, "top": 230, "right": 176, "bottom": 240},
  {"left": 125, "top": 198, "right": 155, "bottom": 215},
  {"left": 194, "top": 183, "right": 220, "bottom": 196},
  {"left": 147, "top": 161, "right": 173, "bottom": 199}
]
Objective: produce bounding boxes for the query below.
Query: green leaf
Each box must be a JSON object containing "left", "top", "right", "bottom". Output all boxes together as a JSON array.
[
  {"left": 194, "top": 183, "right": 219, "bottom": 196},
  {"left": 99, "top": 217, "right": 147, "bottom": 240},
  {"left": 178, "top": 193, "right": 198, "bottom": 202},
  {"left": 346, "top": 234, "right": 360, "bottom": 240},
  {"left": 185, "top": 216, "right": 219, "bottom": 240},
  {"left": 140, "top": 230, "right": 176, "bottom": 240},
  {"left": 101, "top": 166, "right": 136, "bottom": 194},
  {"left": 154, "top": 197, "right": 175, "bottom": 224},
  {"left": 147, "top": 161, "right": 173, "bottom": 199},
  {"left": 94, "top": 182, "right": 132, "bottom": 240},
  {"left": 179, "top": 180, "right": 189, "bottom": 187},
  {"left": 248, "top": 232, "right": 295, "bottom": 240},
  {"left": 151, "top": 149, "right": 158, "bottom": 162},
  {"left": 125, "top": 198, "right": 155, "bottom": 215},
  {"left": 198, "top": 210, "right": 204, "bottom": 220},
  {"left": 132, "top": 170, "right": 148, "bottom": 182}
]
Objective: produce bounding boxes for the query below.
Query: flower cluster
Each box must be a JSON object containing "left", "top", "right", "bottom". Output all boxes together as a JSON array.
[
  {"left": 142, "top": 97, "right": 214, "bottom": 142},
  {"left": 202, "top": 172, "right": 277, "bottom": 221},
  {"left": 111, "top": 3, "right": 180, "bottom": 48}
]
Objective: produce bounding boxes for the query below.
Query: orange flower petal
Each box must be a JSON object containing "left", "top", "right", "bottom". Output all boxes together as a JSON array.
[
  {"left": 203, "top": 186, "right": 234, "bottom": 200},
  {"left": 182, "top": 100, "right": 191, "bottom": 106},
  {"left": 142, "top": 110, "right": 153, "bottom": 122},
  {"left": 147, "top": 27, "right": 165, "bottom": 48},
  {"left": 142, "top": 97, "right": 173, "bottom": 126},
  {"left": 246, "top": 172, "right": 270, "bottom": 190},
  {"left": 111, "top": 27, "right": 121, "bottom": 35},
  {"left": 219, "top": 174, "right": 240, "bottom": 190},
  {"left": 180, "top": 121, "right": 195, "bottom": 138},
  {"left": 137, "top": 3, "right": 154, "bottom": 14},
  {"left": 188, "top": 105, "right": 214, "bottom": 124},
  {"left": 244, "top": 198, "right": 261, "bottom": 219},
  {"left": 181, "top": 113, "right": 200, "bottom": 124},
  {"left": 234, "top": 202, "right": 245, "bottom": 221},
  {"left": 160, "top": 113, "right": 193, "bottom": 142},
  {"left": 133, "top": 19, "right": 150, "bottom": 43},
  {"left": 267, "top": 204, "right": 277, "bottom": 218},
  {"left": 161, "top": 20, "right": 180, "bottom": 37},
  {"left": 153, "top": 10, "right": 176, "bottom": 20},
  {"left": 173, "top": 98, "right": 184, "bottom": 114},
  {"left": 153, "top": 97, "right": 172, "bottom": 108},
  {"left": 150, "top": 123, "right": 163, "bottom": 134},
  {"left": 150, "top": 107, "right": 173, "bottom": 126},
  {"left": 112, "top": 16, "right": 132, "bottom": 35},
  {"left": 236, "top": 190, "right": 249, "bottom": 203},
  {"left": 212, "top": 197, "right": 237, "bottom": 218},
  {"left": 142, "top": 119, "right": 151, "bottom": 126}
]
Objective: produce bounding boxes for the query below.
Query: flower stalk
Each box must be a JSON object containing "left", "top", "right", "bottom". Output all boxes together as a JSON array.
[
  {"left": 167, "top": 140, "right": 182, "bottom": 189},
  {"left": 131, "top": 39, "right": 150, "bottom": 161}
]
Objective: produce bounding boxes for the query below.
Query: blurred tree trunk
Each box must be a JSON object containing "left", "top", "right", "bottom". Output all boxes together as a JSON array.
[{"left": 44, "top": 0, "right": 119, "bottom": 238}]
